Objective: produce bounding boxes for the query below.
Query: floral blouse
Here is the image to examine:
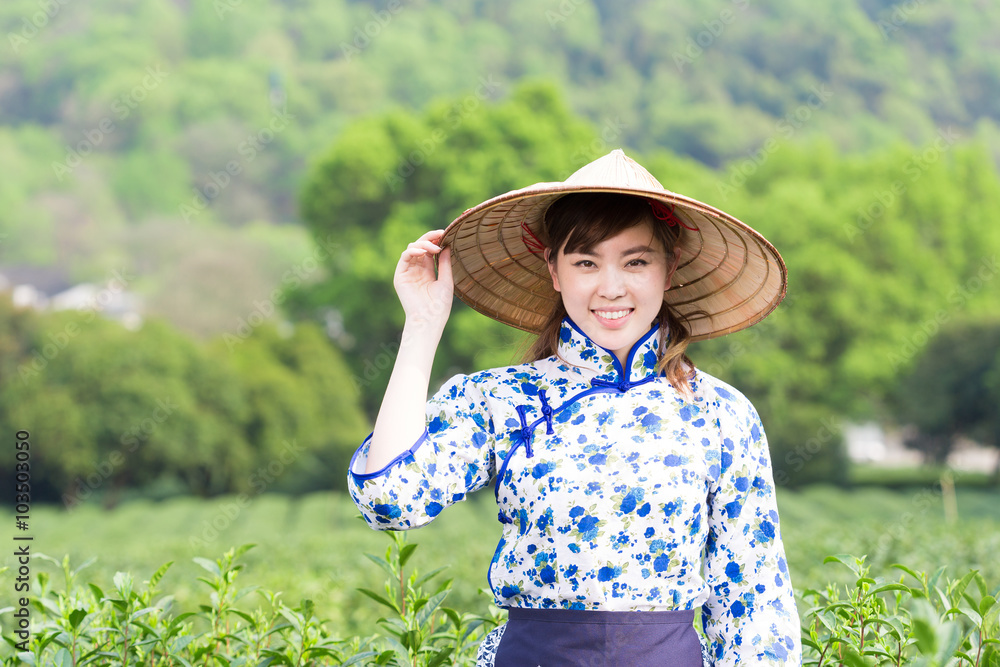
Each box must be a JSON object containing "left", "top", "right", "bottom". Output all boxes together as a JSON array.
[{"left": 349, "top": 318, "right": 801, "bottom": 664}]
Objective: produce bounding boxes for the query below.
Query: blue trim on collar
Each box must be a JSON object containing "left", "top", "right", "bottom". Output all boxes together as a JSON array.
[{"left": 559, "top": 316, "right": 661, "bottom": 385}]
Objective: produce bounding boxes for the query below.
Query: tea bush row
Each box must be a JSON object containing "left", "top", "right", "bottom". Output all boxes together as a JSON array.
[{"left": 2, "top": 533, "right": 997, "bottom": 666}]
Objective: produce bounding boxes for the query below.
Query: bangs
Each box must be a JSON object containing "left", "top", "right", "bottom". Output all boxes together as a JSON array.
[{"left": 543, "top": 193, "right": 679, "bottom": 256}]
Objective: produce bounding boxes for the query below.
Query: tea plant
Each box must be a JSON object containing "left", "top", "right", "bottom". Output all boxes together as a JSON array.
[
  {"left": 0, "top": 531, "right": 499, "bottom": 666},
  {"left": 3, "top": 536, "right": 997, "bottom": 665},
  {"left": 801, "top": 554, "right": 1000, "bottom": 666},
  {"left": 355, "top": 530, "right": 502, "bottom": 666}
]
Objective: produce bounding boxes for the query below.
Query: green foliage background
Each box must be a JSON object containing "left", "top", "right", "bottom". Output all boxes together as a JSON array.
[
  {"left": 3, "top": 486, "right": 999, "bottom": 637},
  {"left": 2, "top": 1, "right": 1000, "bottom": 493}
]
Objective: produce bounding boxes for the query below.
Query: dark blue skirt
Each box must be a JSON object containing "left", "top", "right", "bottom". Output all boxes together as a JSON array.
[{"left": 483, "top": 607, "right": 704, "bottom": 666}]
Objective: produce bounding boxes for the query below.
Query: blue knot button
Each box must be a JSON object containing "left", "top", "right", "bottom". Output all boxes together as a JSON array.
[{"left": 618, "top": 380, "right": 630, "bottom": 392}]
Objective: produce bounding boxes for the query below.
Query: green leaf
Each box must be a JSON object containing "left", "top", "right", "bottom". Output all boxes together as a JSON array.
[
  {"left": 890, "top": 563, "right": 925, "bottom": 584},
  {"left": 426, "top": 647, "right": 454, "bottom": 667},
  {"left": 441, "top": 607, "right": 462, "bottom": 628},
  {"left": 398, "top": 543, "right": 418, "bottom": 568},
  {"left": 233, "top": 543, "right": 257, "bottom": 560},
  {"left": 195, "top": 576, "right": 219, "bottom": 591},
  {"left": 341, "top": 652, "right": 379, "bottom": 666},
  {"left": 68, "top": 608, "right": 88, "bottom": 630},
  {"left": 364, "top": 553, "right": 395, "bottom": 579},
  {"left": 415, "top": 565, "right": 450, "bottom": 588},
  {"left": 980, "top": 595, "right": 998, "bottom": 618},
  {"left": 129, "top": 607, "right": 158, "bottom": 622},
  {"left": 226, "top": 608, "right": 257, "bottom": 625},
  {"left": 801, "top": 637, "right": 822, "bottom": 651},
  {"left": 934, "top": 621, "right": 965, "bottom": 663},
  {"left": 70, "top": 557, "right": 98, "bottom": 579},
  {"left": 233, "top": 585, "right": 260, "bottom": 602},
  {"left": 88, "top": 583, "right": 105, "bottom": 602},
  {"left": 928, "top": 565, "right": 948, "bottom": 592},
  {"left": 54, "top": 648, "right": 74, "bottom": 667},
  {"left": 302, "top": 647, "right": 341, "bottom": 659},
  {"left": 259, "top": 649, "right": 293, "bottom": 665},
  {"left": 871, "top": 583, "right": 910, "bottom": 596},
  {"left": 416, "top": 590, "right": 449, "bottom": 630},
  {"left": 956, "top": 606, "right": 982, "bottom": 626},
  {"left": 824, "top": 554, "right": 862, "bottom": 576},
  {"left": 193, "top": 557, "right": 221, "bottom": 576},
  {"left": 953, "top": 569, "right": 979, "bottom": 599},
  {"left": 170, "top": 636, "right": 196, "bottom": 653},
  {"left": 278, "top": 607, "right": 304, "bottom": 634},
  {"left": 910, "top": 599, "right": 938, "bottom": 653},
  {"left": 357, "top": 587, "right": 400, "bottom": 612},
  {"left": 973, "top": 571, "right": 989, "bottom": 598},
  {"left": 836, "top": 645, "right": 870, "bottom": 667},
  {"left": 984, "top": 598, "right": 1000, "bottom": 636},
  {"left": 113, "top": 571, "right": 133, "bottom": 598},
  {"left": 148, "top": 561, "right": 174, "bottom": 589}
]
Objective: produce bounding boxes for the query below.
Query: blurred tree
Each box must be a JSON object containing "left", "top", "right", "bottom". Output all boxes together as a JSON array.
[
  {"left": 219, "top": 321, "right": 370, "bottom": 493},
  {"left": 892, "top": 320, "right": 1000, "bottom": 474},
  {"left": 295, "top": 80, "right": 595, "bottom": 416},
  {"left": 667, "top": 141, "right": 1000, "bottom": 483},
  {"left": 0, "top": 296, "right": 367, "bottom": 502}
]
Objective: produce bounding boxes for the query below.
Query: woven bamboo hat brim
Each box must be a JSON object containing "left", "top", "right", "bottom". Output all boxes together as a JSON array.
[{"left": 441, "top": 149, "right": 786, "bottom": 341}]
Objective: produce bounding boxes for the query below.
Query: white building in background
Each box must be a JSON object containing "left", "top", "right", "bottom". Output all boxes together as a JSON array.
[
  {"left": 845, "top": 421, "right": 999, "bottom": 472},
  {"left": 0, "top": 265, "right": 143, "bottom": 330}
]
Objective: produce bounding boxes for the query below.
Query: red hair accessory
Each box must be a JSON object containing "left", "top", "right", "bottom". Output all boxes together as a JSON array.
[
  {"left": 521, "top": 219, "right": 547, "bottom": 256},
  {"left": 648, "top": 199, "right": 699, "bottom": 231}
]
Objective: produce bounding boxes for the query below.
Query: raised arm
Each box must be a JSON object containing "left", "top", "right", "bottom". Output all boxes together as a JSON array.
[{"left": 366, "top": 229, "right": 454, "bottom": 473}]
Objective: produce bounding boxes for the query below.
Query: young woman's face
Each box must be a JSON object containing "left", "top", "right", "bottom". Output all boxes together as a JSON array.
[{"left": 547, "top": 222, "right": 679, "bottom": 365}]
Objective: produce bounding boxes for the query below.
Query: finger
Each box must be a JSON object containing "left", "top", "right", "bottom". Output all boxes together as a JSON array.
[
  {"left": 436, "top": 246, "right": 453, "bottom": 288},
  {"left": 413, "top": 229, "right": 446, "bottom": 245},
  {"left": 400, "top": 247, "right": 430, "bottom": 262},
  {"left": 409, "top": 240, "right": 442, "bottom": 253}
]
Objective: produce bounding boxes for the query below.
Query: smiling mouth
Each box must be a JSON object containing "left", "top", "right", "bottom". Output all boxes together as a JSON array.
[{"left": 593, "top": 308, "right": 633, "bottom": 322}]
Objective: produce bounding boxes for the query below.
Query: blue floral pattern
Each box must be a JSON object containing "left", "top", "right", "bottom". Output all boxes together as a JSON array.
[{"left": 349, "top": 318, "right": 800, "bottom": 664}]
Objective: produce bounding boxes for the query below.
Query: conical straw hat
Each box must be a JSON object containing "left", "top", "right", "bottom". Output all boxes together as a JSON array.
[{"left": 441, "top": 149, "right": 786, "bottom": 341}]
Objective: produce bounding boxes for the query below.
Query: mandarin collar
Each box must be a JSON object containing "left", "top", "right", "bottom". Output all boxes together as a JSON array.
[{"left": 556, "top": 317, "right": 662, "bottom": 388}]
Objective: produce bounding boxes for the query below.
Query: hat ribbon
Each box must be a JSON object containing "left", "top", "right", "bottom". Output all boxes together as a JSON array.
[
  {"left": 521, "top": 219, "right": 547, "bottom": 256},
  {"left": 648, "top": 199, "right": 699, "bottom": 231}
]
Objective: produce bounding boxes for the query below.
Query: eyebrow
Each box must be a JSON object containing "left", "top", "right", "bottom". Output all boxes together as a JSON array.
[{"left": 570, "top": 245, "right": 660, "bottom": 257}]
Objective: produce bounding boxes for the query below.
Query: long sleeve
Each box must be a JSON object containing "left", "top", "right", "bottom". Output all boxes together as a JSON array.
[
  {"left": 701, "top": 390, "right": 800, "bottom": 665},
  {"left": 348, "top": 373, "right": 497, "bottom": 530}
]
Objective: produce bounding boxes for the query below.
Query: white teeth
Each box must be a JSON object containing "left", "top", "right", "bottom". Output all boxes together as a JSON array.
[{"left": 596, "top": 309, "right": 631, "bottom": 320}]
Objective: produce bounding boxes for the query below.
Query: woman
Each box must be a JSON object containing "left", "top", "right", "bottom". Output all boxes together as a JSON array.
[{"left": 349, "top": 150, "right": 801, "bottom": 665}]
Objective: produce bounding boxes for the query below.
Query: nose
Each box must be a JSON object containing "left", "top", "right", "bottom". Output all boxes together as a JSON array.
[{"left": 596, "top": 265, "right": 627, "bottom": 299}]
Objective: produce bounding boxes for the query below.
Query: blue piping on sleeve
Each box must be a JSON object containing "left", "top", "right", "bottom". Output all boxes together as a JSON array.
[{"left": 349, "top": 429, "right": 431, "bottom": 482}]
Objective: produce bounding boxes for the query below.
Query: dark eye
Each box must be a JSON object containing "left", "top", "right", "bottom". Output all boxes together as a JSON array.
[
  {"left": 627, "top": 259, "right": 648, "bottom": 267},
  {"left": 573, "top": 260, "right": 596, "bottom": 268}
]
